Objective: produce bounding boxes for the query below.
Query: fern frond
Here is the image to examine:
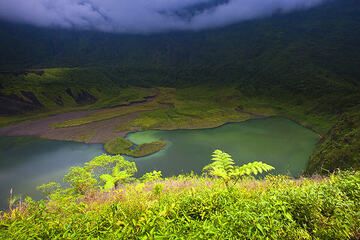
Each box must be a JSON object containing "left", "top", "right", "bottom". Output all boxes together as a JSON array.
[
  {"left": 232, "top": 161, "right": 274, "bottom": 178},
  {"left": 100, "top": 174, "right": 115, "bottom": 190},
  {"left": 211, "top": 149, "right": 235, "bottom": 171},
  {"left": 204, "top": 150, "right": 275, "bottom": 189}
]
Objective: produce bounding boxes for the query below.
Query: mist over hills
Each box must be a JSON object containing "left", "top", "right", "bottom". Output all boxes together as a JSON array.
[
  {"left": 1, "top": 0, "right": 359, "bottom": 118},
  {"left": 0, "top": 0, "right": 327, "bottom": 33},
  {"left": 0, "top": 0, "right": 359, "bottom": 94}
]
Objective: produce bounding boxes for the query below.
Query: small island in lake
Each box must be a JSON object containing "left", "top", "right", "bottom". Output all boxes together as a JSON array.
[{"left": 104, "top": 136, "right": 167, "bottom": 157}]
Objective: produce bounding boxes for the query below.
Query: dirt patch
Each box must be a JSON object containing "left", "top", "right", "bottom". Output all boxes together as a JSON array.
[
  {"left": 0, "top": 108, "right": 139, "bottom": 143},
  {"left": 0, "top": 95, "right": 157, "bottom": 143}
]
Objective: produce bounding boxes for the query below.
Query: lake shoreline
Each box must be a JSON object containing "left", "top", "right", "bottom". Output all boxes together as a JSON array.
[
  {"left": 124, "top": 115, "right": 321, "bottom": 139},
  {"left": 125, "top": 117, "right": 320, "bottom": 179},
  {"left": 0, "top": 113, "right": 322, "bottom": 149}
]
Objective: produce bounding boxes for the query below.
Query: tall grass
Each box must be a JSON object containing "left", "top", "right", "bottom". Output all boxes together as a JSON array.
[{"left": 0, "top": 171, "right": 359, "bottom": 239}]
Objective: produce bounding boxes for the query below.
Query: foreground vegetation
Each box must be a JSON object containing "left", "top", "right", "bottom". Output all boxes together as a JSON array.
[{"left": 0, "top": 151, "right": 359, "bottom": 239}]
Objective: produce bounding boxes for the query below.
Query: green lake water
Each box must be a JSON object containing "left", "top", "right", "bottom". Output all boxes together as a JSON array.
[
  {"left": 0, "top": 117, "right": 319, "bottom": 209},
  {"left": 127, "top": 117, "right": 320, "bottom": 178}
]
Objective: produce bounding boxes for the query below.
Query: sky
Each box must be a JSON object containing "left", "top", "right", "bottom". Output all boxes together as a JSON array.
[{"left": 0, "top": 0, "right": 328, "bottom": 33}]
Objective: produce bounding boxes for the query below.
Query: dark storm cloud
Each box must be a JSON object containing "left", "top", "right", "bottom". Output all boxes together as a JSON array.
[{"left": 0, "top": 0, "right": 327, "bottom": 33}]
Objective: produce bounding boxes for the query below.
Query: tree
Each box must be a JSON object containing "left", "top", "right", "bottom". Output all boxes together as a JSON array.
[
  {"left": 85, "top": 154, "right": 137, "bottom": 190},
  {"left": 37, "top": 182, "right": 61, "bottom": 197},
  {"left": 63, "top": 167, "right": 97, "bottom": 194}
]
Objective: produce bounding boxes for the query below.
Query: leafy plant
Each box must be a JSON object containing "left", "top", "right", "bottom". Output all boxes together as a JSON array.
[
  {"left": 100, "top": 162, "right": 135, "bottom": 190},
  {"left": 203, "top": 149, "right": 274, "bottom": 188},
  {"left": 152, "top": 183, "right": 164, "bottom": 196},
  {"left": 85, "top": 154, "right": 137, "bottom": 190},
  {"left": 141, "top": 171, "right": 163, "bottom": 183},
  {"left": 7, "top": 188, "right": 21, "bottom": 211},
  {"left": 37, "top": 182, "right": 61, "bottom": 197},
  {"left": 63, "top": 166, "right": 97, "bottom": 194}
]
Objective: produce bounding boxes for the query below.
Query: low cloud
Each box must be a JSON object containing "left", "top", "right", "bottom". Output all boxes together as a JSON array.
[{"left": 0, "top": 0, "right": 327, "bottom": 33}]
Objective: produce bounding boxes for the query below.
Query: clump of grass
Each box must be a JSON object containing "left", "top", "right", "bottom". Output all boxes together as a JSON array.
[
  {"left": 104, "top": 137, "right": 166, "bottom": 157},
  {"left": 104, "top": 137, "right": 133, "bottom": 154}
]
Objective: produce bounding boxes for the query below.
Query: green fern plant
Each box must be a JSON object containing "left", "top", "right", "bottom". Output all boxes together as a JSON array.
[
  {"left": 80, "top": 154, "right": 137, "bottom": 191},
  {"left": 99, "top": 162, "right": 135, "bottom": 190},
  {"left": 93, "top": 156, "right": 137, "bottom": 190},
  {"left": 203, "top": 149, "right": 274, "bottom": 188}
]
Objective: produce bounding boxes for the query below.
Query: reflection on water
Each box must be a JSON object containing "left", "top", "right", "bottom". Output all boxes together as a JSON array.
[{"left": 0, "top": 137, "right": 104, "bottom": 209}]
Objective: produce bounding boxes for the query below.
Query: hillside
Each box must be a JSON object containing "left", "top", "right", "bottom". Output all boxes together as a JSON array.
[
  {"left": 1, "top": 1, "right": 360, "bottom": 88},
  {"left": 1, "top": 0, "right": 360, "bottom": 114},
  {"left": 0, "top": 0, "right": 359, "bottom": 173}
]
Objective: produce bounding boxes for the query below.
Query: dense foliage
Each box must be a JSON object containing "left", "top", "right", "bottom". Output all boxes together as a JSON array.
[
  {"left": 308, "top": 110, "right": 360, "bottom": 174},
  {"left": 0, "top": 152, "right": 359, "bottom": 239}
]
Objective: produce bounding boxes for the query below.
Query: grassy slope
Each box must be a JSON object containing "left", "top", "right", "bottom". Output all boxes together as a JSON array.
[
  {"left": 0, "top": 68, "right": 157, "bottom": 127},
  {"left": 115, "top": 86, "right": 335, "bottom": 134},
  {"left": 0, "top": 171, "right": 359, "bottom": 239},
  {"left": 308, "top": 108, "right": 360, "bottom": 174},
  {"left": 116, "top": 87, "right": 264, "bottom": 132}
]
